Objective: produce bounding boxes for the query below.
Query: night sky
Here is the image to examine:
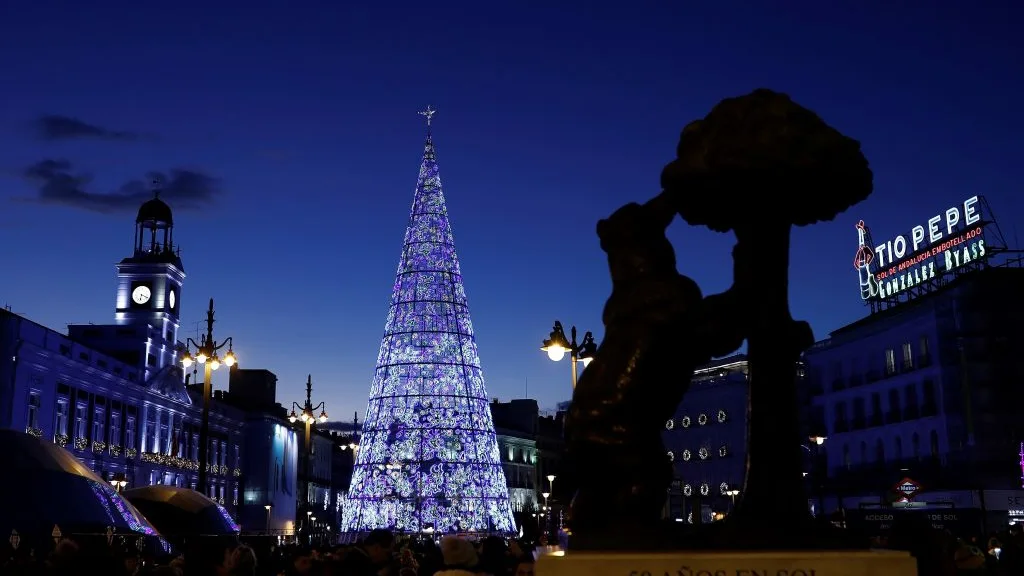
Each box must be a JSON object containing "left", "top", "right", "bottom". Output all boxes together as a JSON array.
[{"left": 1, "top": 1, "right": 1021, "bottom": 421}]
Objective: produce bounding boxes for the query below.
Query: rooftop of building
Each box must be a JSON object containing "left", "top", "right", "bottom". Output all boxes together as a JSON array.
[
  {"left": 0, "top": 307, "right": 249, "bottom": 417},
  {"left": 2, "top": 307, "right": 146, "bottom": 384},
  {"left": 809, "top": 260, "right": 1024, "bottom": 352}
]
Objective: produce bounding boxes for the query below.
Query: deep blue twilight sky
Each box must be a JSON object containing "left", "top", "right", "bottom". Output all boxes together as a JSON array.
[{"left": 1, "top": 2, "right": 1021, "bottom": 421}]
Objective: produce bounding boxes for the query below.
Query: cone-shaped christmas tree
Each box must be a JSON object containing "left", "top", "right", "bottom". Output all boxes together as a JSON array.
[{"left": 340, "top": 107, "right": 516, "bottom": 535}]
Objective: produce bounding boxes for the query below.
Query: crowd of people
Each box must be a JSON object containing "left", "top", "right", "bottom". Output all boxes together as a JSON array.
[
  {"left": 9, "top": 520, "right": 1024, "bottom": 575},
  {"left": 0, "top": 529, "right": 537, "bottom": 576}
]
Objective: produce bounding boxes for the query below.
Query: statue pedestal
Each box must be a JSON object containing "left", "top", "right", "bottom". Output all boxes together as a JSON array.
[{"left": 536, "top": 550, "right": 917, "bottom": 576}]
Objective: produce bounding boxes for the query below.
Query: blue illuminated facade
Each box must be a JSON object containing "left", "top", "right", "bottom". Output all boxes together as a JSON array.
[
  {"left": 803, "top": 266, "right": 1024, "bottom": 512},
  {"left": 663, "top": 355, "right": 749, "bottom": 521},
  {"left": 0, "top": 196, "right": 245, "bottom": 513}
]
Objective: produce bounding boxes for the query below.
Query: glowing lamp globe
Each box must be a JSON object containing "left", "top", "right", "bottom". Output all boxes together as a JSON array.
[{"left": 545, "top": 346, "right": 567, "bottom": 362}]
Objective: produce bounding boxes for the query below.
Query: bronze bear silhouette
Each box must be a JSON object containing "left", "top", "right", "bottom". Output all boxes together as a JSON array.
[{"left": 566, "top": 194, "right": 746, "bottom": 545}]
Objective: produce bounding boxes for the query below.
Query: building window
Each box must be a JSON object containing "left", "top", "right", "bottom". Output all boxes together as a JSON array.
[
  {"left": 145, "top": 416, "right": 156, "bottom": 452},
  {"left": 884, "top": 349, "right": 896, "bottom": 375},
  {"left": 92, "top": 407, "right": 105, "bottom": 441},
  {"left": 147, "top": 354, "right": 157, "bottom": 367},
  {"left": 901, "top": 342, "right": 913, "bottom": 370},
  {"left": 74, "top": 404, "right": 87, "bottom": 439},
  {"left": 833, "top": 402, "right": 847, "bottom": 426},
  {"left": 922, "top": 380, "right": 936, "bottom": 405},
  {"left": 26, "top": 392, "right": 42, "bottom": 432},
  {"left": 55, "top": 397, "right": 69, "bottom": 437},
  {"left": 842, "top": 445, "right": 851, "bottom": 469},
  {"left": 110, "top": 411, "right": 121, "bottom": 446},
  {"left": 888, "top": 389, "right": 901, "bottom": 414},
  {"left": 929, "top": 430, "right": 939, "bottom": 457},
  {"left": 919, "top": 336, "right": 930, "bottom": 364},
  {"left": 172, "top": 420, "right": 182, "bottom": 456},
  {"left": 125, "top": 416, "right": 136, "bottom": 450},
  {"left": 160, "top": 422, "right": 169, "bottom": 454}
]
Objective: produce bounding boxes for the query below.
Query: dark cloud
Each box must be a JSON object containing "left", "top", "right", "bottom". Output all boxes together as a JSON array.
[
  {"left": 33, "top": 115, "right": 140, "bottom": 141},
  {"left": 19, "top": 159, "right": 220, "bottom": 214}
]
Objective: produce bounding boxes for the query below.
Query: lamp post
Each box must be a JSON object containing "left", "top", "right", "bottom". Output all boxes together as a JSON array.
[
  {"left": 110, "top": 472, "right": 128, "bottom": 493},
  {"left": 540, "top": 321, "right": 597, "bottom": 391},
  {"left": 289, "top": 375, "right": 328, "bottom": 531},
  {"left": 264, "top": 504, "right": 272, "bottom": 533},
  {"left": 180, "top": 298, "right": 237, "bottom": 496},
  {"left": 809, "top": 435, "right": 828, "bottom": 517},
  {"left": 725, "top": 488, "right": 740, "bottom": 508}
]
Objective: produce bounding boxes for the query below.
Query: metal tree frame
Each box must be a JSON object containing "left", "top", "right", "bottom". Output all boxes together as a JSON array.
[{"left": 340, "top": 108, "right": 516, "bottom": 535}]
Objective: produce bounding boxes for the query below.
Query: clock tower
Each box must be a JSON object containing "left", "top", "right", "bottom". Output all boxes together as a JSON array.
[
  {"left": 112, "top": 192, "right": 185, "bottom": 377},
  {"left": 67, "top": 190, "right": 185, "bottom": 382}
]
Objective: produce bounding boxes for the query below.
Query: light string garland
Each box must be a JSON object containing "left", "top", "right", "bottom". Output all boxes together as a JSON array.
[{"left": 340, "top": 112, "right": 516, "bottom": 535}]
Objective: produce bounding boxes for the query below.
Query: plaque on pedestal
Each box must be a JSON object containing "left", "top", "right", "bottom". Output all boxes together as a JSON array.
[{"left": 536, "top": 550, "right": 917, "bottom": 576}]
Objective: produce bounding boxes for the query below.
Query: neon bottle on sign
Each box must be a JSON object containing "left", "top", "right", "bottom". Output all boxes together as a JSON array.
[{"left": 854, "top": 220, "right": 879, "bottom": 300}]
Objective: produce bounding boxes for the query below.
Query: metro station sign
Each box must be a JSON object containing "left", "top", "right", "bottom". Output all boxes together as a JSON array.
[{"left": 893, "top": 477, "right": 923, "bottom": 501}]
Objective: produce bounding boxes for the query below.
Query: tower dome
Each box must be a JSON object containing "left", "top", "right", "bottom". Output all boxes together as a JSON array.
[
  {"left": 137, "top": 195, "right": 173, "bottom": 225},
  {"left": 129, "top": 189, "right": 179, "bottom": 264}
]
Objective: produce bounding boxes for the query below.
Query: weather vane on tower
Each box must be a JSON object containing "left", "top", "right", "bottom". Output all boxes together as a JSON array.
[{"left": 419, "top": 105, "right": 437, "bottom": 128}]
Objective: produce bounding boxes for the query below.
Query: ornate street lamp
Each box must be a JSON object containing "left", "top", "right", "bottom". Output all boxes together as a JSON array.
[
  {"left": 540, "top": 321, "right": 597, "bottom": 391},
  {"left": 289, "top": 375, "right": 328, "bottom": 529},
  {"left": 180, "top": 298, "right": 237, "bottom": 495}
]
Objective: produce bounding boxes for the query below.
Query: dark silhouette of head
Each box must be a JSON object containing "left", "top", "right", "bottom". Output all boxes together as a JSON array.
[{"left": 597, "top": 202, "right": 678, "bottom": 286}]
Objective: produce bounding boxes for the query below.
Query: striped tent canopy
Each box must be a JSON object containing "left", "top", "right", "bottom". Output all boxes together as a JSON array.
[
  {"left": 122, "top": 485, "right": 240, "bottom": 537},
  {"left": 0, "top": 429, "right": 164, "bottom": 549}
]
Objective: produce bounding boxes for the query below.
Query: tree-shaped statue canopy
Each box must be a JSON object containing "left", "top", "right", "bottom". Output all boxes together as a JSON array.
[{"left": 566, "top": 88, "right": 872, "bottom": 550}]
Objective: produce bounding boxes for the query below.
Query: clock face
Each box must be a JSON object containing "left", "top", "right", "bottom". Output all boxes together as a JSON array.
[
  {"left": 168, "top": 289, "right": 176, "bottom": 310},
  {"left": 131, "top": 285, "right": 152, "bottom": 305}
]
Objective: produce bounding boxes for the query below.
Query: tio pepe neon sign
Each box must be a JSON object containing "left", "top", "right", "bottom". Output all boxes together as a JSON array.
[
  {"left": 874, "top": 196, "right": 982, "bottom": 267},
  {"left": 855, "top": 196, "right": 989, "bottom": 301}
]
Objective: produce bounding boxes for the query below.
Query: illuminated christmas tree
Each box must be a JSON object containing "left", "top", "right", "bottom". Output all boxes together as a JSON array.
[{"left": 340, "top": 107, "right": 516, "bottom": 535}]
